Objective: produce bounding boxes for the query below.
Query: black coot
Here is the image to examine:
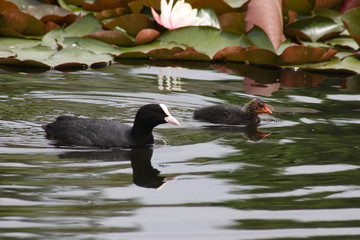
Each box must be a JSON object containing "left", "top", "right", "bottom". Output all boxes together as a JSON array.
[
  {"left": 43, "top": 104, "right": 180, "bottom": 148},
  {"left": 193, "top": 99, "right": 272, "bottom": 125}
]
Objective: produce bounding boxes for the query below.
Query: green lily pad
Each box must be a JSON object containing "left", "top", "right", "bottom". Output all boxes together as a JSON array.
[
  {"left": 13, "top": 45, "right": 57, "bottom": 62},
  {"left": 62, "top": 37, "right": 122, "bottom": 55},
  {"left": 325, "top": 37, "right": 359, "bottom": 50},
  {"left": 247, "top": 25, "right": 274, "bottom": 51},
  {"left": 158, "top": 26, "right": 253, "bottom": 58},
  {"left": 0, "top": 37, "right": 40, "bottom": 50},
  {"left": 342, "top": 7, "right": 360, "bottom": 47},
  {"left": 65, "top": 14, "right": 103, "bottom": 37},
  {"left": 285, "top": 15, "right": 344, "bottom": 42},
  {"left": 47, "top": 44, "right": 113, "bottom": 68}
]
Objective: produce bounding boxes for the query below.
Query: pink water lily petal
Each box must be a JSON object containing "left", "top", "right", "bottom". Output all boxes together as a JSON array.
[{"left": 151, "top": 7, "right": 162, "bottom": 26}]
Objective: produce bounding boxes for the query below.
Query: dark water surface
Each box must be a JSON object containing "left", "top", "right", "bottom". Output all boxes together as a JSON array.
[{"left": 0, "top": 63, "right": 359, "bottom": 240}]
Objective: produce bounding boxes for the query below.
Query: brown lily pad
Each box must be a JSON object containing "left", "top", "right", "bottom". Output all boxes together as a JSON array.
[
  {"left": 0, "top": 9, "right": 57, "bottom": 36},
  {"left": 134, "top": 29, "right": 160, "bottom": 45},
  {"left": 280, "top": 45, "right": 337, "bottom": 65},
  {"left": 85, "top": 30, "right": 134, "bottom": 46},
  {"left": 104, "top": 13, "right": 154, "bottom": 36}
]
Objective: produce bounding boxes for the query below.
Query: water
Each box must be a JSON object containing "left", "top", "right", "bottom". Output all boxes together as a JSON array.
[{"left": 0, "top": 63, "right": 359, "bottom": 240}]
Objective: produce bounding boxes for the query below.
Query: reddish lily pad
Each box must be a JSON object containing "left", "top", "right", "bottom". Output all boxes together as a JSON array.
[
  {"left": 116, "top": 51, "right": 149, "bottom": 59},
  {"left": 0, "top": 0, "right": 19, "bottom": 12},
  {"left": 214, "top": 46, "right": 279, "bottom": 66},
  {"left": 134, "top": 29, "right": 160, "bottom": 45},
  {"left": 95, "top": 7, "right": 129, "bottom": 21},
  {"left": 218, "top": 12, "right": 246, "bottom": 33},
  {"left": 128, "top": 0, "right": 143, "bottom": 13},
  {"left": 85, "top": 30, "right": 134, "bottom": 46},
  {"left": 280, "top": 45, "right": 337, "bottom": 65},
  {"left": 0, "top": 9, "right": 56, "bottom": 36},
  {"left": 104, "top": 13, "right": 155, "bottom": 36},
  {"left": 0, "top": 58, "right": 51, "bottom": 68}
]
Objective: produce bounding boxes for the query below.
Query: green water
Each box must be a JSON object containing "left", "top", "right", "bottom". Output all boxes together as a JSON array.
[{"left": 0, "top": 63, "right": 359, "bottom": 240}]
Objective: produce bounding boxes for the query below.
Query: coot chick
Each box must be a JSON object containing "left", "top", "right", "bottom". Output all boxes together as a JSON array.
[
  {"left": 193, "top": 99, "right": 272, "bottom": 125},
  {"left": 43, "top": 104, "right": 180, "bottom": 148}
]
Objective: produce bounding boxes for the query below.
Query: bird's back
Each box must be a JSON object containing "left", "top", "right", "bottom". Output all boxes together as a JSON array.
[
  {"left": 193, "top": 105, "right": 249, "bottom": 125},
  {"left": 43, "top": 116, "right": 134, "bottom": 147}
]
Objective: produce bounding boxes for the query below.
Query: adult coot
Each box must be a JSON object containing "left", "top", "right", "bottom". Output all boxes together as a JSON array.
[
  {"left": 43, "top": 104, "right": 180, "bottom": 148},
  {"left": 193, "top": 99, "right": 272, "bottom": 125}
]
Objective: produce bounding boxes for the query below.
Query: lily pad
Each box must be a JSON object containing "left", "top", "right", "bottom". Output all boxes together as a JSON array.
[
  {"left": 218, "top": 12, "right": 246, "bottom": 33},
  {"left": 0, "top": 9, "right": 56, "bottom": 36},
  {"left": 158, "top": 26, "right": 253, "bottom": 58},
  {"left": 85, "top": 30, "right": 134, "bottom": 46},
  {"left": 104, "top": 13, "right": 155, "bottom": 36},
  {"left": 65, "top": 14, "right": 103, "bottom": 37},
  {"left": 342, "top": 7, "right": 360, "bottom": 47},
  {"left": 285, "top": 15, "right": 344, "bottom": 42},
  {"left": 47, "top": 44, "right": 113, "bottom": 68},
  {"left": 0, "top": 0, "right": 19, "bottom": 12},
  {"left": 247, "top": 25, "right": 274, "bottom": 51},
  {"left": 134, "top": 29, "right": 160, "bottom": 45},
  {"left": 280, "top": 45, "right": 337, "bottom": 65}
]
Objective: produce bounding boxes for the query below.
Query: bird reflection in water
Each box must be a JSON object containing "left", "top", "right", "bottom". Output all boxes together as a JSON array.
[
  {"left": 60, "top": 147, "right": 175, "bottom": 189},
  {"left": 205, "top": 124, "right": 271, "bottom": 142}
]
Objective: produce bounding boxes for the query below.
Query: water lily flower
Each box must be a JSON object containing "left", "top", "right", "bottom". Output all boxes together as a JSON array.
[{"left": 151, "top": 0, "right": 219, "bottom": 30}]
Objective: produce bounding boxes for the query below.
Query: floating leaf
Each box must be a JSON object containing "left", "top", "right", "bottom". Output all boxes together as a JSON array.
[
  {"left": 0, "top": 0, "right": 19, "bottom": 12},
  {"left": 325, "top": 37, "right": 359, "bottom": 50},
  {"left": 158, "top": 26, "right": 253, "bottom": 58},
  {"left": 247, "top": 25, "right": 274, "bottom": 51},
  {"left": 128, "top": 0, "right": 143, "bottom": 13},
  {"left": 62, "top": 37, "right": 122, "bottom": 55},
  {"left": 134, "top": 29, "right": 160, "bottom": 45},
  {"left": 0, "top": 9, "right": 55, "bottom": 35},
  {"left": 285, "top": 15, "right": 344, "bottom": 42},
  {"left": 284, "top": 0, "right": 313, "bottom": 15},
  {"left": 214, "top": 46, "right": 279, "bottom": 66},
  {"left": 0, "top": 37, "right": 40, "bottom": 50},
  {"left": 0, "top": 58, "right": 51, "bottom": 68},
  {"left": 23, "top": 4, "right": 74, "bottom": 19},
  {"left": 0, "top": 49, "right": 15, "bottom": 58},
  {"left": 95, "top": 7, "right": 129, "bottom": 21},
  {"left": 85, "top": 30, "right": 133, "bottom": 46},
  {"left": 65, "top": 14, "right": 103, "bottom": 37},
  {"left": 280, "top": 45, "right": 337, "bottom": 65},
  {"left": 218, "top": 12, "right": 246, "bottom": 33},
  {"left": 47, "top": 44, "right": 113, "bottom": 68},
  {"left": 104, "top": 13, "right": 154, "bottom": 36},
  {"left": 342, "top": 7, "right": 360, "bottom": 47}
]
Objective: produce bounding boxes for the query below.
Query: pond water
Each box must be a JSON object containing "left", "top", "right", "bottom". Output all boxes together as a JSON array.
[{"left": 0, "top": 62, "right": 359, "bottom": 240}]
